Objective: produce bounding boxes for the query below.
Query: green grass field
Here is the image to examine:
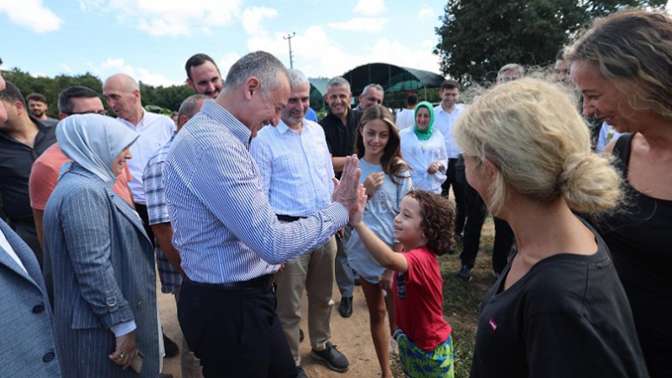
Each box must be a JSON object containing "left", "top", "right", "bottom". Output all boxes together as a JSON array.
[{"left": 440, "top": 218, "right": 497, "bottom": 378}]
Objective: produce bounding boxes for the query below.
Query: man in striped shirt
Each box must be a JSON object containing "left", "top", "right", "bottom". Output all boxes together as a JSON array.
[{"left": 164, "top": 51, "right": 363, "bottom": 378}]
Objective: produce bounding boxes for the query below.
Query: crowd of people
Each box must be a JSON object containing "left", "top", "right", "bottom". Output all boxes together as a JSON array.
[{"left": 0, "top": 8, "right": 670, "bottom": 378}]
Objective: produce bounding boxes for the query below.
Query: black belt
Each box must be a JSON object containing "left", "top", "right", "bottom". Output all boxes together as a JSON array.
[
  {"left": 276, "top": 214, "right": 306, "bottom": 222},
  {"left": 185, "top": 274, "right": 273, "bottom": 290}
]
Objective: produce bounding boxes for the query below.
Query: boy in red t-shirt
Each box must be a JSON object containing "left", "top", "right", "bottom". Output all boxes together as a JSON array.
[{"left": 351, "top": 190, "right": 455, "bottom": 377}]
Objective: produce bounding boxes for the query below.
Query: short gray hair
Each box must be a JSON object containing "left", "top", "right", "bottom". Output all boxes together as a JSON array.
[
  {"left": 327, "top": 76, "right": 351, "bottom": 93},
  {"left": 360, "top": 83, "right": 383, "bottom": 96},
  {"left": 224, "top": 51, "right": 289, "bottom": 94},
  {"left": 287, "top": 69, "right": 309, "bottom": 90},
  {"left": 497, "top": 63, "right": 525, "bottom": 78},
  {"left": 178, "top": 94, "right": 208, "bottom": 120}
]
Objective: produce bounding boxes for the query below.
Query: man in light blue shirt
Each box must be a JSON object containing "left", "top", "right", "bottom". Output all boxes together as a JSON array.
[
  {"left": 251, "top": 69, "right": 348, "bottom": 376},
  {"left": 164, "top": 51, "right": 362, "bottom": 378}
]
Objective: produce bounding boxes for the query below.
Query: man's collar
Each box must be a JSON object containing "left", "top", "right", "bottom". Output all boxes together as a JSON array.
[
  {"left": 277, "top": 119, "right": 305, "bottom": 134},
  {"left": 202, "top": 100, "right": 251, "bottom": 146},
  {"left": 277, "top": 120, "right": 290, "bottom": 134},
  {"left": 438, "top": 103, "right": 461, "bottom": 114}
]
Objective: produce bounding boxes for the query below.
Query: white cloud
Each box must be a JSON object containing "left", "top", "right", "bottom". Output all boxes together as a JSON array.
[
  {"left": 244, "top": 23, "right": 440, "bottom": 79},
  {"left": 95, "top": 58, "right": 179, "bottom": 86},
  {"left": 418, "top": 4, "right": 434, "bottom": 19},
  {"left": 328, "top": 17, "right": 387, "bottom": 32},
  {"left": 60, "top": 64, "right": 74, "bottom": 74},
  {"left": 368, "top": 38, "right": 440, "bottom": 73},
  {"left": 79, "top": 0, "right": 241, "bottom": 37},
  {"left": 241, "top": 6, "right": 278, "bottom": 35},
  {"left": 0, "top": 0, "right": 62, "bottom": 33},
  {"left": 353, "top": 0, "right": 385, "bottom": 16},
  {"left": 217, "top": 52, "right": 242, "bottom": 78}
]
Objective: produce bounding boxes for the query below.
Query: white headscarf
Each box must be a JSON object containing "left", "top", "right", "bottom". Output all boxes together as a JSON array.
[{"left": 56, "top": 114, "right": 139, "bottom": 183}]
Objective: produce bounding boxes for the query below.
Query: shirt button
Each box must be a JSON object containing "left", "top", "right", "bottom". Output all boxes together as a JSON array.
[
  {"left": 106, "top": 297, "right": 117, "bottom": 307},
  {"left": 32, "top": 303, "right": 45, "bottom": 314},
  {"left": 42, "top": 351, "right": 55, "bottom": 363}
]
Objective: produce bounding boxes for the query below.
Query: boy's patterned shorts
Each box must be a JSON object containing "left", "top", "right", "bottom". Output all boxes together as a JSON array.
[{"left": 393, "top": 329, "right": 455, "bottom": 378}]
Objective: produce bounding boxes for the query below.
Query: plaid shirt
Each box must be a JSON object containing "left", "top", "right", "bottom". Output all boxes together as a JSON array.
[{"left": 143, "top": 136, "right": 182, "bottom": 293}]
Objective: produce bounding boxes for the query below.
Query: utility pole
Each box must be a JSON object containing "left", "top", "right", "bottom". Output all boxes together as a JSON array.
[{"left": 283, "top": 32, "right": 296, "bottom": 69}]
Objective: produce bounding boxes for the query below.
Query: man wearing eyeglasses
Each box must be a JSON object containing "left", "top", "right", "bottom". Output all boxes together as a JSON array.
[{"left": 29, "top": 86, "right": 134, "bottom": 250}]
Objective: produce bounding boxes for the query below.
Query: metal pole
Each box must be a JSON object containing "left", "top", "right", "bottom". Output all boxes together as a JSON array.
[{"left": 283, "top": 32, "right": 296, "bottom": 69}]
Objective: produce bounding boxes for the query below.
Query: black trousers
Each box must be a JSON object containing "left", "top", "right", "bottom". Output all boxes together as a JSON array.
[
  {"left": 178, "top": 277, "right": 298, "bottom": 378},
  {"left": 442, "top": 157, "right": 466, "bottom": 236},
  {"left": 134, "top": 203, "right": 155, "bottom": 248},
  {"left": 459, "top": 185, "right": 514, "bottom": 274}
]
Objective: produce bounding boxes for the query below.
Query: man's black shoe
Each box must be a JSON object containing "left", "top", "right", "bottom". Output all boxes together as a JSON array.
[
  {"left": 456, "top": 265, "right": 472, "bottom": 282},
  {"left": 311, "top": 342, "right": 349, "bottom": 373},
  {"left": 163, "top": 332, "right": 179, "bottom": 358},
  {"left": 338, "top": 296, "right": 353, "bottom": 318}
]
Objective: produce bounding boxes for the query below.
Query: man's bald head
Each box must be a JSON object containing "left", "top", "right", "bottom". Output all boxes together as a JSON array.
[
  {"left": 103, "top": 73, "right": 142, "bottom": 122},
  {"left": 105, "top": 73, "right": 139, "bottom": 91}
]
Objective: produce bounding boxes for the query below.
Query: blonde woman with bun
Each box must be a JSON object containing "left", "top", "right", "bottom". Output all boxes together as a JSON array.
[
  {"left": 566, "top": 10, "right": 672, "bottom": 377},
  {"left": 455, "top": 78, "right": 648, "bottom": 378}
]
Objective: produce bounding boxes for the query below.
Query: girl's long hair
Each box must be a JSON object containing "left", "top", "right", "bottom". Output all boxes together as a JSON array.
[{"left": 355, "top": 105, "right": 407, "bottom": 184}]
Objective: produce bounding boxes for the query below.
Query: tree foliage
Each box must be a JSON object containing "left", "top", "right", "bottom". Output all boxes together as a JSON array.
[
  {"left": 2, "top": 68, "right": 194, "bottom": 117},
  {"left": 434, "top": 0, "right": 667, "bottom": 84}
]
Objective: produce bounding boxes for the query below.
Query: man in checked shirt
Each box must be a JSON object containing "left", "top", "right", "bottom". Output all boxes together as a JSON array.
[{"left": 143, "top": 94, "right": 207, "bottom": 378}]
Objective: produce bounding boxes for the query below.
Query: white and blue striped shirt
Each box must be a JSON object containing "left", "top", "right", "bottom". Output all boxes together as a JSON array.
[
  {"left": 250, "top": 119, "right": 334, "bottom": 217},
  {"left": 164, "top": 100, "right": 348, "bottom": 284}
]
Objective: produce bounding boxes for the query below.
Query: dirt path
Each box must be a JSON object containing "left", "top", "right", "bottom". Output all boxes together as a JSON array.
[{"left": 160, "top": 285, "right": 391, "bottom": 377}]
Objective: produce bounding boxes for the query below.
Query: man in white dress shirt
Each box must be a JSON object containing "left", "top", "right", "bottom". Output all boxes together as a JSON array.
[
  {"left": 395, "top": 93, "right": 417, "bottom": 130},
  {"left": 250, "top": 69, "right": 349, "bottom": 377},
  {"left": 433, "top": 79, "right": 467, "bottom": 238}
]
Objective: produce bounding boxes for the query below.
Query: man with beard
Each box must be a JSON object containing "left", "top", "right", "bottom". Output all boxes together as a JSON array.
[
  {"left": 185, "top": 53, "right": 223, "bottom": 99},
  {"left": 27, "top": 93, "right": 58, "bottom": 127}
]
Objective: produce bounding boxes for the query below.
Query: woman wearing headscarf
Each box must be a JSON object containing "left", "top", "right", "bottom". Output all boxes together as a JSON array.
[
  {"left": 43, "top": 114, "right": 160, "bottom": 377},
  {"left": 399, "top": 101, "right": 448, "bottom": 193},
  {"left": 567, "top": 10, "right": 672, "bottom": 377}
]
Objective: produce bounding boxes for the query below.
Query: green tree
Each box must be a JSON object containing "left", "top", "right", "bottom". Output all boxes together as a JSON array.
[
  {"left": 434, "top": 0, "right": 667, "bottom": 84},
  {"left": 2, "top": 68, "right": 194, "bottom": 117},
  {"left": 139, "top": 82, "right": 194, "bottom": 112}
]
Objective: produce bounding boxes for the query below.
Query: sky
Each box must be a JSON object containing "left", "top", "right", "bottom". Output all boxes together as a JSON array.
[{"left": 0, "top": 0, "right": 449, "bottom": 86}]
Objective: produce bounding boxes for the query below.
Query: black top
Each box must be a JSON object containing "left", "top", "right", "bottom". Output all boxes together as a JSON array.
[
  {"left": 0, "top": 116, "right": 56, "bottom": 222},
  {"left": 592, "top": 133, "right": 672, "bottom": 378},
  {"left": 471, "top": 222, "right": 648, "bottom": 378},
  {"left": 319, "top": 109, "right": 362, "bottom": 177}
]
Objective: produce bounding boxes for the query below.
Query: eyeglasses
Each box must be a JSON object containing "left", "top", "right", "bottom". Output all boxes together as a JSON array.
[{"left": 66, "top": 109, "right": 108, "bottom": 116}]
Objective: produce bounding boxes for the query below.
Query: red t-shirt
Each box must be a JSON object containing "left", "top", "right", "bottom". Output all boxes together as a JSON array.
[
  {"left": 394, "top": 246, "right": 452, "bottom": 351},
  {"left": 29, "top": 144, "right": 134, "bottom": 210}
]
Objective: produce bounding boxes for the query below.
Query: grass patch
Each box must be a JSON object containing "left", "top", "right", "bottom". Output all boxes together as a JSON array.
[{"left": 440, "top": 218, "right": 497, "bottom": 378}]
